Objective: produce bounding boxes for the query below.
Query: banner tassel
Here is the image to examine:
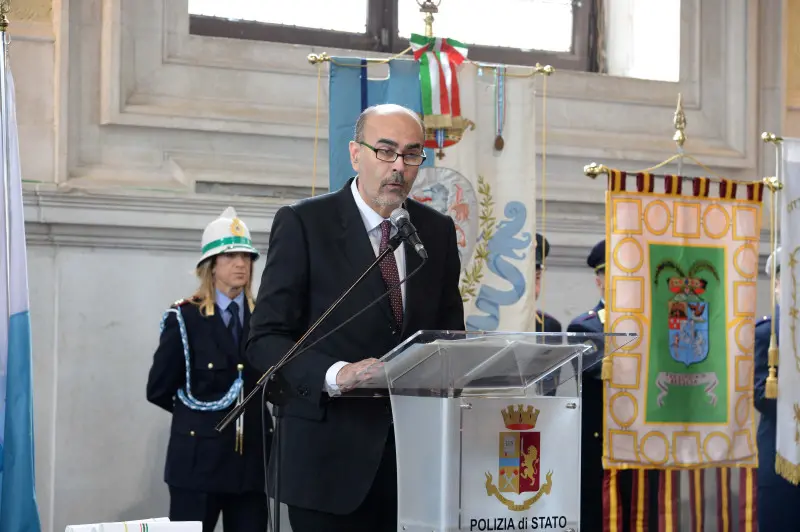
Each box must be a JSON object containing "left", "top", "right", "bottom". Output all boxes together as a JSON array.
[
  {"left": 766, "top": 333, "right": 779, "bottom": 398},
  {"left": 602, "top": 355, "right": 613, "bottom": 381}
]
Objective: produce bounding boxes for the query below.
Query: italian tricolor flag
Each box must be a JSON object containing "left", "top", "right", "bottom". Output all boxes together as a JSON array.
[{"left": 409, "top": 34, "right": 469, "bottom": 147}]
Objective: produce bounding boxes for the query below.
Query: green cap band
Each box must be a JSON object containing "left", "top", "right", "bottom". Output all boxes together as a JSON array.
[{"left": 202, "top": 236, "right": 254, "bottom": 254}]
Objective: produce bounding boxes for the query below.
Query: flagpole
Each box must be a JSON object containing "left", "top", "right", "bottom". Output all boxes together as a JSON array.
[{"left": 0, "top": 0, "right": 10, "bottom": 320}]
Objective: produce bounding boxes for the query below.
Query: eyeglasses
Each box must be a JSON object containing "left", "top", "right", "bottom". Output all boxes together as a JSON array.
[{"left": 359, "top": 142, "right": 426, "bottom": 166}]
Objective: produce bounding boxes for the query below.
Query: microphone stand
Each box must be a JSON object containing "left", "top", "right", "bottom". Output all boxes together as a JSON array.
[{"left": 216, "top": 234, "right": 405, "bottom": 532}]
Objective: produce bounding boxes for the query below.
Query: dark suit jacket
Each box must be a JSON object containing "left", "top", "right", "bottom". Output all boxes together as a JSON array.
[
  {"left": 147, "top": 298, "right": 272, "bottom": 494},
  {"left": 246, "top": 178, "right": 465, "bottom": 514}
]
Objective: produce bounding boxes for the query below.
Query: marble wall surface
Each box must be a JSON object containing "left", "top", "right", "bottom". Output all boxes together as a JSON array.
[{"left": 8, "top": 0, "right": 787, "bottom": 530}]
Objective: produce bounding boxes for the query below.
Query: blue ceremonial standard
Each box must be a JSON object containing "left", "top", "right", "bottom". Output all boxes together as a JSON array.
[{"left": 0, "top": 63, "right": 42, "bottom": 532}]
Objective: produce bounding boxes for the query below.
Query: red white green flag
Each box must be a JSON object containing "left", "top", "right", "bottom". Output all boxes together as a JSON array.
[{"left": 409, "top": 33, "right": 468, "bottom": 146}]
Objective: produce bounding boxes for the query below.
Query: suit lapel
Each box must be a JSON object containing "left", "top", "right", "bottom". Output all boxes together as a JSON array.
[{"left": 336, "top": 180, "right": 396, "bottom": 326}]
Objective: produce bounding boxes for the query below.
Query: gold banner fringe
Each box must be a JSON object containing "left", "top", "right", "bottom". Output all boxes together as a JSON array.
[{"left": 775, "top": 452, "right": 800, "bottom": 485}]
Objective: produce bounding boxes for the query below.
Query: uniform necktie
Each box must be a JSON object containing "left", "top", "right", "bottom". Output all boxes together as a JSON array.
[
  {"left": 227, "top": 301, "right": 242, "bottom": 344},
  {"left": 379, "top": 220, "right": 403, "bottom": 328}
]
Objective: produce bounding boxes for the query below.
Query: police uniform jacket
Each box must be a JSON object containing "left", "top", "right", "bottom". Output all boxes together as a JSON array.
[
  {"left": 568, "top": 301, "right": 605, "bottom": 377},
  {"left": 536, "top": 310, "right": 562, "bottom": 334},
  {"left": 146, "top": 297, "right": 273, "bottom": 494},
  {"left": 568, "top": 300, "right": 666, "bottom": 530},
  {"left": 567, "top": 300, "right": 606, "bottom": 525},
  {"left": 753, "top": 308, "right": 800, "bottom": 528}
]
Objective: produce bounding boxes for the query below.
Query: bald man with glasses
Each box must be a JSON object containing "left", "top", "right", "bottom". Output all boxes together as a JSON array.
[{"left": 247, "top": 103, "right": 465, "bottom": 531}]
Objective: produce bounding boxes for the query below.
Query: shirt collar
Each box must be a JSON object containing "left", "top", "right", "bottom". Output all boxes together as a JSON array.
[
  {"left": 216, "top": 289, "right": 244, "bottom": 311},
  {"left": 351, "top": 177, "right": 388, "bottom": 233}
]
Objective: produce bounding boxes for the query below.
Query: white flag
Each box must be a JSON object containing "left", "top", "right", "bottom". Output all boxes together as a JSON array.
[
  {"left": 409, "top": 63, "right": 539, "bottom": 332},
  {"left": 776, "top": 138, "right": 800, "bottom": 483},
  {"left": 0, "top": 67, "right": 41, "bottom": 531}
]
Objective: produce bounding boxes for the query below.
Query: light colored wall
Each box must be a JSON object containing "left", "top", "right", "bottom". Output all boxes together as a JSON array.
[{"left": 8, "top": 0, "right": 785, "bottom": 530}]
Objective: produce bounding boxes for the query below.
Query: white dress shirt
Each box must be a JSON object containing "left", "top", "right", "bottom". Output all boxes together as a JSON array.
[{"left": 323, "top": 178, "right": 408, "bottom": 395}]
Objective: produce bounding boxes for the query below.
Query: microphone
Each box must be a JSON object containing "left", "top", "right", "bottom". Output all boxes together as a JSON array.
[{"left": 390, "top": 208, "right": 428, "bottom": 260}]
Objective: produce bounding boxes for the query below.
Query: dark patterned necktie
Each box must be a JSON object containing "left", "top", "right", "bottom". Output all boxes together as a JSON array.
[
  {"left": 227, "top": 301, "right": 242, "bottom": 344},
  {"left": 379, "top": 220, "right": 403, "bottom": 328}
]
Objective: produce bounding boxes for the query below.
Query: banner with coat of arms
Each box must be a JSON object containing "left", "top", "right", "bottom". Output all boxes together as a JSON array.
[
  {"left": 603, "top": 170, "right": 764, "bottom": 470},
  {"left": 776, "top": 138, "right": 800, "bottom": 484},
  {"left": 328, "top": 38, "right": 539, "bottom": 333},
  {"left": 409, "top": 61, "right": 539, "bottom": 333}
]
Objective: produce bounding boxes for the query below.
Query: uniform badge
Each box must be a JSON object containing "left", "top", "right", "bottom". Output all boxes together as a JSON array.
[{"left": 230, "top": 218, "right": 245, "bottom": 237}]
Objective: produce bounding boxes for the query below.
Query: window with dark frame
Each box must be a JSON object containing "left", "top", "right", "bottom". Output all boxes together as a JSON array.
[{"left": 188, "top": 0, "right": 597, "bottom": 72}]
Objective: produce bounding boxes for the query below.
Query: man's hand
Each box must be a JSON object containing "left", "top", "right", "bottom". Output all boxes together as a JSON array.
[{"left": 336, "top": 358, "right": 382, "bottom": 392}]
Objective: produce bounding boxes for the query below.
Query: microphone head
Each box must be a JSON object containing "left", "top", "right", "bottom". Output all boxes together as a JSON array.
[{"left": 389, "top": 208, "right": 410, "bottom": 226}]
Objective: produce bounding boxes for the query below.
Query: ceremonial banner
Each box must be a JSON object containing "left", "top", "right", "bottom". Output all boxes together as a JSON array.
[
  {"left": 327, "top": 51, "right": 539, "bottom": 331},
  {"left": 776, "top": 138, "right": 800, "bottom": 484},
  {"left": 0, "top": 70, "right": 41, "bottom": 531},
  {"left": 603, "top": 171, "right": 763, "bottom": 470},
  {"left": 408, "top": 63, "right": 539, "bottom": 332},
  {"left": 328, "top": 58, "right": 435, "bottom": 192}
]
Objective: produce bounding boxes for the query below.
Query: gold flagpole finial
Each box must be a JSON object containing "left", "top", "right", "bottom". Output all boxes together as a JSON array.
[
  {"left": 761, "top": 131, "right": 783, "bottom": 144},
  {"left": 584, "top": 162, "right": 609, "bottom": 178},
  {"left": 417, "top": 0, "right": 441, "bottom": 38},
  {"left": 673, "top": 93, "right": 686, "bottom": 150},
  {"left": 0, "top": 0, "right": 10, "bottom": 30},
  {"left": 307, "top": 52, "right": 330, "bottom": 65}
]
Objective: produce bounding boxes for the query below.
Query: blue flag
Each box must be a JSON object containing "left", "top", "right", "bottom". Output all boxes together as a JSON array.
[
  {"left": 0, "top": 68, "right": 41, "bottom": 532},
  {"left": 328, "top": 57, "right": 433, "bottom": 192}
]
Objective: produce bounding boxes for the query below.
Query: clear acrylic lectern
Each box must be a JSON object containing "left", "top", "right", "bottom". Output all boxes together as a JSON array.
[{"left": 344, "top": 330, "right": 637, "bottom": 532}]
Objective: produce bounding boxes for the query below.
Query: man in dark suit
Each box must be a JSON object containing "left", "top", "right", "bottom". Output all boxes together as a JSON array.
[
  {"left": 147, "top": 207, "right": 272, "bottom": 532},
  {"left": 567, "top": 239, "right": 658, "bottom": 531},
  {"left": 246, "top": 103, "right": 465, "bottom": 531},
  {"left": 754, "top": 247, "right": 800, "bottom": 529}
]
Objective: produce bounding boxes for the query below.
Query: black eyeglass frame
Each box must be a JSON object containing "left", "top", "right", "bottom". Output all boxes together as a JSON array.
[{"left": 359, "top": 141, "right": 427, "bottom": 166}]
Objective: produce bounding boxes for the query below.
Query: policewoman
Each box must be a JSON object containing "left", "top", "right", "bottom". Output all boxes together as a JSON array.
[
  {"left": 754, "top": 247, "right": 800, "bottom": 529},
  {"left": 147, "top": 207, "right": 272, "bottom": 532}
]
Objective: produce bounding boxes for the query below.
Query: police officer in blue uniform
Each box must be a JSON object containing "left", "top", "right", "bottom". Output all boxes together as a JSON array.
[
  {"left": 534, "top": 233, "right": 562, "bottom": 334},
  {"left": 533, "top": 233, "right": 562, "bottom": 395},
  {"left": 568, "top": 240, "right": 658, "bottom": 531},
  {"left": 754, "top": 247, "right": 800, "bottom": 529},
  {"left": 147, "top": 207, "right": 272, "bottom": 532}
]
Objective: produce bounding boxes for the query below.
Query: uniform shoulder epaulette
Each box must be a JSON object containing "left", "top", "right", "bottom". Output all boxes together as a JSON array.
[
  {"left": 171, "top": 297, "right": 195, "bottom": 308},
  {"left": 574, "top": 310, "right": 597, "bottom": 323}
]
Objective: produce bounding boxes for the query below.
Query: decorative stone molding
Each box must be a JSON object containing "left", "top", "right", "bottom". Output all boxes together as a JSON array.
[
  {"left": 10, "top": 0, "right": 53, "bottom": 23},
  {"left": 61, "top": 0, "right": 760, "bottom": 199},
  {"left": 22, "top": 185, "right": 776, "bottom": 273}
]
